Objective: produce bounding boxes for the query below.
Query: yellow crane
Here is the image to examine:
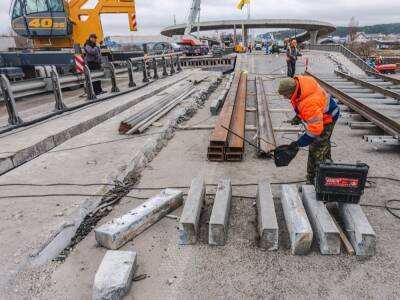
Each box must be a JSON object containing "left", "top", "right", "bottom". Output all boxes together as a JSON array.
[{"left": 10, "top": 0, "right": 137, "bottom": 48}]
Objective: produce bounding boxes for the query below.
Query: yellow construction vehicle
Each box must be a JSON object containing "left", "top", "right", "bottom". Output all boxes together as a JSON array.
[
  {"left": 234, "top": 44, "right": 245, "bottom": 53},
  {"left": 10, "top": 0, "right": 137, "bottom": 48}
]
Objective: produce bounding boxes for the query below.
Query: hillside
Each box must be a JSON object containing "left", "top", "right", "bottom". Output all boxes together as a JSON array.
[
  {"left": 257, "top": 23, "right": 400, "bottom": 40},
  {"left": 334, "top": 23, "right": 400, "bottom": 37}
]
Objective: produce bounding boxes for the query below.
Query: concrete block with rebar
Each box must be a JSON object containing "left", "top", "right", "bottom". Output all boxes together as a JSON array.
[{"left": 95, "top": 189, "right": 183, "bottom": 250}]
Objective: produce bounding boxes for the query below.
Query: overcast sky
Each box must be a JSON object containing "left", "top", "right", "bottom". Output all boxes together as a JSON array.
[{"left": 1, "top": 0, "right": 400, "bottom": 36}]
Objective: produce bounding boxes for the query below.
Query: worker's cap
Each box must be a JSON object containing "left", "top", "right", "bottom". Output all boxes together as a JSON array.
[
  {"left": 278, "top": 78, "right": 297, "bottom": 98},
  {"left": 89, "top": 33, "right": 98, "bottom": 39}
]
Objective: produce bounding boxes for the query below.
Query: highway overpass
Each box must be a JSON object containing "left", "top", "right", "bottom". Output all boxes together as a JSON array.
[{"left": 161, "top": 19, "right": 336, "bottom": 44}]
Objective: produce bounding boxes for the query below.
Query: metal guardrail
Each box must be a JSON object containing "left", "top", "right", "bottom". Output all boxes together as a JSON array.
[
  {"left": 1, "top": 54, "right": 235, "bottom": 101},
  {"left": 306, "top": 44, "right": 377, "bottom": 73}
]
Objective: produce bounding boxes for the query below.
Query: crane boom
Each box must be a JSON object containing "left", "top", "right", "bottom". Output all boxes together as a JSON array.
[{"left": 184, "top": 0, "right": 201, "bottom": 35}]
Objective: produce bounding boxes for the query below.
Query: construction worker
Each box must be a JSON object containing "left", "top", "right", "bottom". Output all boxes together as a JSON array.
[
  {"left": 286, "top": 40, "right": 298, "bottom": 78},
  {"left": 84, "top": 33, "right": 106, "bottom": 95},
  {"left": 278, "top": 76, "right": 340, "bottom": 183}
]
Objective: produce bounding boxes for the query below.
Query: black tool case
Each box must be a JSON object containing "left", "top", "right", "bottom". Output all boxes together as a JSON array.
[{"left": 315, "top": 162, "right": 369, "bottom": 204}]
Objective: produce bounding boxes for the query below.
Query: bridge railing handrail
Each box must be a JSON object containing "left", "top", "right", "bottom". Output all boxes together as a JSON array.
[{"left": 306, "top": 44, "right": 376, "bottom": 73}]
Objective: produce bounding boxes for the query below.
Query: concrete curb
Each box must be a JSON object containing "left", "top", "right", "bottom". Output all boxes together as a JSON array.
[
  {"left": 92, "top": 250, "right": 137, "bottom": 300},
  {"left": 302, "top": 185, "right": 341, "bottom": 255},
  {"left": 209, "top": 179, "right": 232, "bottom": 246},
  {"left": 257, "top": 180, "right": 279, "bottom": 251},
  {"left": 281, "top": 185, "right": 313, "bottom": 255},
  {"left": 339, "top": 203, "right": 376, "bottom": 256},
  {"left": 179, "top": 177, "right": 206, "bottom": 245}
]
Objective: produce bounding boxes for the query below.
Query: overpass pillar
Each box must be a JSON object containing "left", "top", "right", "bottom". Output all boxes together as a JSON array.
[
  {"left": 241, "top": 23, "right": 247, "bottom": 47},
  {"left": 233, "top": 24, "right": 237, "bottom": 46},
  {"left": 310, "top": 30, "right": 319, "bottom": 45}
]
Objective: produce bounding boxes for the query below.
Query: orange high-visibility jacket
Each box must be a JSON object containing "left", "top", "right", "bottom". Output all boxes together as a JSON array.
[{"left": 291, "top": 76, "right": 339, "bottom": 146}]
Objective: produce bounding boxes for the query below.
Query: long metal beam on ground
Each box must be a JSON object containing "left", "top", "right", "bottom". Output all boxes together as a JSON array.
[
  {"left": 307, "top": 71, "right": 400, "bottom": 139},
  {"left": 256, "top": 76, "right": 276, "bottom": 155},
  {"left": 225, "top": 71, "right": 247, "bottom": 161},
  {"left": 208, "top": 71, "right": 241, "bottom": 161}
]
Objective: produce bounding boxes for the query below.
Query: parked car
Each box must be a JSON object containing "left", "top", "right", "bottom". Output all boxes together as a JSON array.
[
  {"left": 181, "top": 44, "right": 202, "bottom": 56},
  {"left": 151, "top": 42, "right": 182, "bottom": 55},
  {"left": 255, "top": 43, "right": 263, "bottom": 51},
  {"left": 212, "top": 45, "right": 223, "bottom": 57},
  {"left": 270, "top": 44, "right": 280, "bottom": 54}
]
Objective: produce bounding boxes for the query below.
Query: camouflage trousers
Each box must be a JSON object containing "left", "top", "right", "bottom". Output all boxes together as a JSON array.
[{"left": 307, "top": 122, "right": 336, "bottom": 183}]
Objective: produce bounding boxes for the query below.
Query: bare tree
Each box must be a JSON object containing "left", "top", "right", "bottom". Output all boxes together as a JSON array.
[{"left": 348, "top": 16, "right": 359, "bottom": 43}]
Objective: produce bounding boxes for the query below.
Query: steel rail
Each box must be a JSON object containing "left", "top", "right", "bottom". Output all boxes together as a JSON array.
[
  {"left": 307, "top": 71, "right": 400, "bottom": 139},
  {"left": 365, "top": 70, "right": 400, "bottom": 86},
  {"left": 334, "top": 70, "right": 400, "bottom": 101}
]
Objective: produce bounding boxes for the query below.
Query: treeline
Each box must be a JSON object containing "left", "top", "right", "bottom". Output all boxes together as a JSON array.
[
  {"left": 257, "top": 23, "right": 400, "bottom": 40},
  {"left": 334, "top": 23, "right": 400, "bottom": 37}
]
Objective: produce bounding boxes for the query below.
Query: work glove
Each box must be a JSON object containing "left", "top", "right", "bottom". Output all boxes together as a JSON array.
[
  {"left": 291, "top": 116, "right": 302, "bottom": 126},
  {"left": 289, "top": 141, "right": 299, "bottom": 150}
]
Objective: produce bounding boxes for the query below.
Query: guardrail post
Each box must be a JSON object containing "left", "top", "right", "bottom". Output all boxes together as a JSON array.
[
  {"left": 0, "top": 74, "right": 23, "bottom": 126},
  {"left": 170, "top": 55, "right": 176, "bottom": 75},
  {"left": 162, "top": 56, "right": 169, "bottom": 77},
  {"left": 84, "top": 65, "right": 97, "bottom": 101},
  {"left": 142, "top": 58, "right": 149, "bottom": 83},
  {"left": 107, "top": 62, "right": 120, "bottom": 93},
  {"left": 176, "top": 55, "right": 182, "bottom": 72},
  {"left": 50, "top": 66, "right": 67, "bottom": 111},
  {"left": 127, "top": 60, "right": 136, "bottom": 88},
  {"left": 152, "top": 58, "right": 159, "bottom": 80}
]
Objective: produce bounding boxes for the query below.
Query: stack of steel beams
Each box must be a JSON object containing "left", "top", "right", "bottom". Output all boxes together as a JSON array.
[{"left": 207, "top": 71, "right": 247, "bottom": 161}]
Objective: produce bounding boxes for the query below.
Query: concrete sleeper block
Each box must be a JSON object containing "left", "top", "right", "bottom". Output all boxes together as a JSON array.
[
  {"left": 281, "top": 185, "right": 313, "bottom": 255},
  {"left": 179, "top": 177, "right": 206, "bottom": 245},
  {"left": 92, "top": 250, "right": 137, "bottom": 300},
  {"left": 301, "top": 185, "right": 341, "bottom": 255},
  {"left": 95, "top": 189, "right": 183, "bottom": 250},
  {"left": 209, "top": 179, "right": 232, "bottom": 246},
  {"left": 339, "top": 203, "right": 376, "bottom": 256},
  {"left": 0, "top": 157, "right": 14, "bottom": 175},
  {"left": 257, "top": 180, "right": 279, "bottom": 251}
]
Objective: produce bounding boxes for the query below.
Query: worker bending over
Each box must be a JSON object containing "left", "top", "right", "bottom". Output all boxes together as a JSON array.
[
  {"left": 286, "top": 40, "right": 298, "bottom": 77},
  {"left": 278, "top": 76, "right": 340, "bottom": 183}
]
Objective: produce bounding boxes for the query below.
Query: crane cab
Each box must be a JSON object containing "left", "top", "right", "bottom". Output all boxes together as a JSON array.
[{"left": 11, "top": 0, "right": 72, "bottom": 45}]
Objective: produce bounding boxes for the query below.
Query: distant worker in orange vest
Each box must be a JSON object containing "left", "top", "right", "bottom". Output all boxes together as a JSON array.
[
  {"left": 286, "top": 39, "right": 298, "bottom": 77},
  {"left": 278, "top": 76, "right": 340, "bottom": 183}
]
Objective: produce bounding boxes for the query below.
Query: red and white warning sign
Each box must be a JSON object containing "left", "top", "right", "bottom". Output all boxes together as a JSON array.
[
  {"left": 74, "top": 55, "right": 84, "bottom": 74},
  {"left": 131, "top": 14, "right": 137, "bottom": 31}
]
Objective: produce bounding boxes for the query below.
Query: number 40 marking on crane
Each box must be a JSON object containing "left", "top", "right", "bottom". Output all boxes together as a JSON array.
[{"left": 28, "top": 18, "right": 66, "bottom": 29}]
